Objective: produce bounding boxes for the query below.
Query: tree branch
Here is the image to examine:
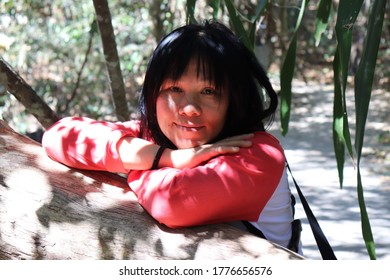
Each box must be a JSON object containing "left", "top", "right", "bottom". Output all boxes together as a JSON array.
[{"left": 0, "top": 56, "right": 59, "bottom": 129}]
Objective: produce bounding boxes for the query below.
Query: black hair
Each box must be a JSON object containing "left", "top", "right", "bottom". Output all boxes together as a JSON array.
[{"left": 138, "top": 21, "right": 278, "bottom": 149}]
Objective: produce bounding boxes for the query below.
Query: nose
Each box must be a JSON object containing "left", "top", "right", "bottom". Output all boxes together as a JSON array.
[{"left": 178, "top": 94, "right": 201, "bottom": 117}]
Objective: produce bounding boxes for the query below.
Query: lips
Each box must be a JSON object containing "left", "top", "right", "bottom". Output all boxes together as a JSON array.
[{"left": 174, "top": 123, "right": 205, "bottom": 131}]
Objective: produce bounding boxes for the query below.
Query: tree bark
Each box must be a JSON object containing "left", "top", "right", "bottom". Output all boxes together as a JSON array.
[
  {"left": 92, "top": 0, "right": 130, "bottom": 121},
  {"left": 0, "top": 120, "right": 303, "bottom": 260},
  {"left": 0, "top": 56, "right": 59, "bottom": 129}
]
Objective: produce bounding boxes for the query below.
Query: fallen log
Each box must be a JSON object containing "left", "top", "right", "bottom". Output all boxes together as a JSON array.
[{"left": 0, "top": 120, "right": 303, "bottom": 260}]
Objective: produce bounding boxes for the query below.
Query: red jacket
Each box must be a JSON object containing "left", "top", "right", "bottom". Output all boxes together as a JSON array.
[{"left": 42, "top": 117, "right": 289, "bottom": 234}]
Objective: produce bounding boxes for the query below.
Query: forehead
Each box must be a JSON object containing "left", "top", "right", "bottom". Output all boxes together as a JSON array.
[
  {"left": 164, "top": 55, "right": 221, "bottom": 85},
  {"left": 154, "top": 27, "right": 234, "bottom": 91},
  {"left": 183, "top": 59, "right": 211, "bottom": 79}
]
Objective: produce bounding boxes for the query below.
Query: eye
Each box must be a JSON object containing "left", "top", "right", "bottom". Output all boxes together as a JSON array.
[
  {"left": 201, "top": 87, "right": 217, "bottom": 96},
  {"left": 168, "top": 86, "right": 183, "bottom": 93}
]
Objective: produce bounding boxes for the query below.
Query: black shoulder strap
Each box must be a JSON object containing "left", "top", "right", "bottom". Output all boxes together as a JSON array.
[
  {"left": 242, "top": 220, "right": 266, "bottom": 239},
  {"left": 286, "top": 163, "right": 337, "bottom": 260}
]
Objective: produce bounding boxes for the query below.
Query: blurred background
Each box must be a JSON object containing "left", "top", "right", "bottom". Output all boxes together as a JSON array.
[{"left": 1, "top": 0, "right": 387, "bottom": 133}]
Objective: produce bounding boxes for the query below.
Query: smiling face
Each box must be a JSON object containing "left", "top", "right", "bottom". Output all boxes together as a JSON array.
[{"left": 156, "top": 60, "right": 229, "bottom": 149}]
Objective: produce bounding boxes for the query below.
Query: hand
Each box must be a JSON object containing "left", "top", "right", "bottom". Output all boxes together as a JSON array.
[{"left": 165, "top": 133, "right": 254, "bottom": 169}]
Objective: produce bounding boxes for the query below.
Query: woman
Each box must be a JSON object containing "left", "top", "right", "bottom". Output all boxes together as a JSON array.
[{"left": 42, "top": 21, "right": 301, "bottom": 253}]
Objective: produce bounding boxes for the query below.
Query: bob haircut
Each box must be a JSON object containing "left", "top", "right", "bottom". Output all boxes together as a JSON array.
[{"left": 139, "top": 21, "right": 278, "bottom": 149}]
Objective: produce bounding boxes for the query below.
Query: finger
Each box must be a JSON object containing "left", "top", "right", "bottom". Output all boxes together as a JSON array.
[
  {"left": 216, "top": 138, "right": 253, "bottom": 147},
  {"left": 207, "top": 145, "right": 240, "bottom": 155}
]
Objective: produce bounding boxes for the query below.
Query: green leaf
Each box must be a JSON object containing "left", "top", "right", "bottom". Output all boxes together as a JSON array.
[
  {"left": 357, "top": 170, "right": 376, "bottom": 259},
  {"left": 314, "top": 0, "right": 332, "bottom": 46},
  {"left": 224, "top": 0, "right": 252, "bottom": 50},
  {"left": 249, "top": 0, "right": 269, "bottom": 44},
  {"left": 354, "top": 0, "right": 386, "bottom": 160},
  {"left": 280, "top": 35, "right": 297, "bottom": 136},
  {"left": 253, "top": 0, "right": 268, "bottom": 19},
  {"left": 186, "top": 0, "right": 197, "bottom": 24},
  {"left": 353, "top": 0, "right": 386, "bottom": 260},
  {"left": 335, "top": 0, "right": 364, "bottom": 91},
  {"left": 292, "top": 0, "right": 309, "bottom": 34},
  {"left": 208, "top": 0, "right": 221, "bottom": 20},
  {"left": 332, "top": 49, "right": 345, "bottom": 188},
  {"left": 279, "top": 0, "right": 308, "bottom": 136},
  {"left": 333, "top": 0, "right": 364, "bottom": 165}
]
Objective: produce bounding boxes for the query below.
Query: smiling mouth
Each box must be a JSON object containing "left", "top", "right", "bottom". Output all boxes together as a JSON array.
[{"left": 174, "top": 123, "right": 204, "bottom": 131}]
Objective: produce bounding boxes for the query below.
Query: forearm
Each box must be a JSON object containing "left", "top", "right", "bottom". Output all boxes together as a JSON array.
[
  {"left": 117, "top": 137, "right": 164, "bottom": 170},
  {"left": 42, "top": 117, "right": 140, "bottom": 173},
  {"left": 117, "top": 133, "right": 254, "bottom": 171}
]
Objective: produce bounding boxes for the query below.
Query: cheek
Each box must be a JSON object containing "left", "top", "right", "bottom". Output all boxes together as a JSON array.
[
  {"left": 156, "top": 98, "right": 165, "bottom": 127},
  {"left": 156, "top": 96, "right": 175, "bottom": 127},
  {"left": 157, "top": 95, "right": 176, "bottom": 111}
]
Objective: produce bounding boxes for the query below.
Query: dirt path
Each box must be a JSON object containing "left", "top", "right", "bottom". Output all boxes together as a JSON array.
[{"left": 269, "top": 81, "right": 390, "bottom": 260}]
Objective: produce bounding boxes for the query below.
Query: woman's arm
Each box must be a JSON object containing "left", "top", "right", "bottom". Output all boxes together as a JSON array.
[
  {"left": 128, "top": 132, "right": 286, "bottom": 228},
  {"left": 42, "top": 117, "right": 141, "bottom": 173},
  {"left": 117, "top": 133, "right": 254, "bottom": 170},
  {"left": 42, "top": 116, "right": 253, "bottom": 172}
]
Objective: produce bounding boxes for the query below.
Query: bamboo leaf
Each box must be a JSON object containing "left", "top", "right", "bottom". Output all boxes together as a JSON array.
[
  {"left": 224, "top": 0, "right": 252, "bottom": 50},
  {"left": 342, "top": 97, "right": 354, "bottom": 161},
  {"left": 208, "top": 0, "right": 221, "bottom": 20},
  {"left": 335, "top": 0, "right": 363, "bottom": 91},
  {"left": 279, "top": 0, "right": 308, "bottom": 136},
  {"left": 186, "top": 0, "right": 197, "bottom": 24},
  {"left": 357, "top": 170, "right": 376, "bottom": 259},
  {"left": 314, "top": 0, "right": 332, "bottom": 46},
  {"left": 333, "top": 0, "right": 364, "bottom": 164},
  {"left": 332, "top": 49, "right": 345, "bottom": 188},
  {"left": 280, "top": 35, "right": 297, "bottom": 136},
  {"left": 292, "top": 0, "right": 309, "bottom": 34},
  {"left": 253, "top": 0, "right": 268, "bottom": 20},
  {"left": 353, "top": 0, "right": 386, "bottom": 260},
  {"left": 354, "top": 0, "right": 386, "bottom": 160},
  {"left": 249, "top": 0, "right": 269, "bottom": 44}
]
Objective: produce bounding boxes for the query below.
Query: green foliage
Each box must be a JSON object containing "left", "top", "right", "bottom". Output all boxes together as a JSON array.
[
  {"left": 1, "top": 1, "right": 106, "bottom": 121},
  {"left": 0, "top": 0, "right": 156, "bottom": 126},
  {"left": 314, "top": 0, "right": 332, "bottom": 46},
  {"left": 280, "top": 0, "right": 309, "bottom": 136},
  {"left": 331, "top": 0, "right": 387, "bottom": 260},
  {"left": 187, "top": 0, "right": 197, "bottom": 23},
  {"left": 223, "top": 0, "right": 252, "bottom": 50},
  {"left": 354, "top": 0, "right": 387, "bottom": 260},
  {"left": 333, "top": 0, "right": 363, "bottom": 187}
]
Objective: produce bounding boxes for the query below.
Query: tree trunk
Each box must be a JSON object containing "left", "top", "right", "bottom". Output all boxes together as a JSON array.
[
  {"left": 0, "top": 120, "right": 303, "bottom": 260},
  {"left": 92, "top": 0, "right": 130, "bottom": 121}
]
